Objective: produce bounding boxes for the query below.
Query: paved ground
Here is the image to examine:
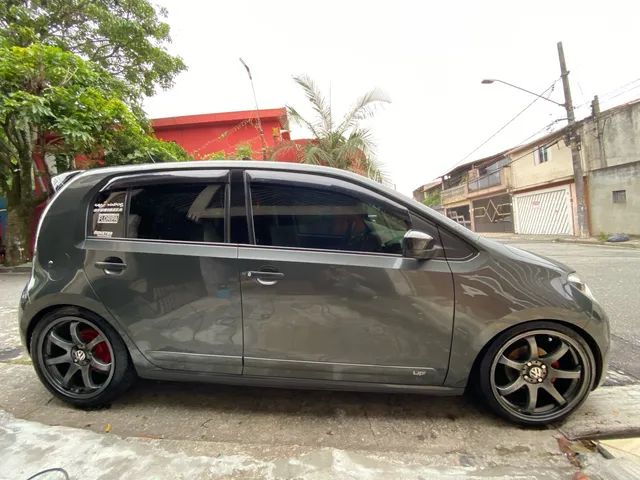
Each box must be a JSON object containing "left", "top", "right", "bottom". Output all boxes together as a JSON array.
[
  {"left": 0, "top": 273, "right": 23, "bottom": 362},
  {"left": 1, "top": 241, "right": 639, "bottom": 479}
]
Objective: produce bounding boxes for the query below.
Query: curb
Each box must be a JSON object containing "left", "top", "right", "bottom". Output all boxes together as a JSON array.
[
  {"left": 552, "top": 238, "right": 640, "bottom": 249},
  {"left": 485, "top": 235, "right": 640, "bottom": 248},
  {"left": 0, "top": 266, "right": 31, "bottom": 273}
]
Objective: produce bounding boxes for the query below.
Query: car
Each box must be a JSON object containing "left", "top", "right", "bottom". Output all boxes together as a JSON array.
[{"left": 18, "top": 161, "right": 609, "bottom": 426}]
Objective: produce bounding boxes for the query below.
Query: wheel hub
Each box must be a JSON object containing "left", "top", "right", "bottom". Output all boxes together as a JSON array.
[
  {"left": 71, "top": 347, "right": 90, "bottom": 366},
  {"left": 523, "top": 360, "right": 547, "bottom": 384}
]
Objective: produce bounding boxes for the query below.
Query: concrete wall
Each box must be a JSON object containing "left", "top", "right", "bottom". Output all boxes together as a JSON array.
[
  {"left": 589, "top": 161, "right": 640, "bottom": 235},
  {"left": 508, "top": 138, "right": 577, "bottom": 191},
  {"left": 581, "top": 101, "right": 640, "bottom": 172}
]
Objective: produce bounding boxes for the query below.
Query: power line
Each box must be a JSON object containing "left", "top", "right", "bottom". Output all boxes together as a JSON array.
[
  {"left": 442, "top": 120, "right": 565, "bottom": 186},
  {"left": 603, "top": 83, "right": 640, "bottom": 102},
  {"left": 503, "top": 138, "right": 562, "bottom": 168},
  {"left": 446, "top": 79, "right": 560, "bottom": 173},
  {"left": 574, "top": 77, "right": 640, "bottom": 109},
  {"left": 510, "top": 118, "right": 565, "bottom": 150}
]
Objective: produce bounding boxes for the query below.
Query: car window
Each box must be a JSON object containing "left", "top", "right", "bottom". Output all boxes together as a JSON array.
[
  {"left": 250, "top": 182, "right": 410, "bottom": 254},
  {"left": 128, "top": 183, "right": 226, "bottom": 242},
  {"left": 91, "top": 190, "right": 127, "bottom": 238},
  {"left": 437, "top": 226, "right": 477, "bottom": 260}
]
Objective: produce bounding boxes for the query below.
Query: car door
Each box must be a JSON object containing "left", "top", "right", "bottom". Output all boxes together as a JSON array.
[
  {"left": 239, "top": 170, "right": 455, "bottom": 385},
  {"left": 83, "top": 169, "right": 243, "bottom": 374}
]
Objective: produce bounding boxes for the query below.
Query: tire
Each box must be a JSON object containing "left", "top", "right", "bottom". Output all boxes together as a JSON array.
[
  {"left": 30, "top": 307, "right": 136, "bottom": 408},
  {"left": 477, "top": 321, "right": 595, "bottom": 426}
]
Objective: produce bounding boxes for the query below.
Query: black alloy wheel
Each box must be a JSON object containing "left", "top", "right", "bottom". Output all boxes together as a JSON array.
[
  {"left": 479, "top": 322, "right": 595, "bottom": 425},
  {"left": 31, "top": 307, "right": 135, "bottom": 407}
]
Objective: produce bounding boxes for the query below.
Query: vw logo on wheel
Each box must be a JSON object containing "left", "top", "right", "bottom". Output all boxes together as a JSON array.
[
  {"left": 73, "top": 350, "right": 87, "bottom": 362},
  {"left": 529, "top": 366, "right": 543, "bottom": 379}
]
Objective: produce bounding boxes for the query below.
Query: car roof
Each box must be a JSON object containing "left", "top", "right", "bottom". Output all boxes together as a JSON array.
[
  {"left": 61, "top": 160, "right": 483, "bottom": 251},
  {"left": 75, "top": 160, "right": 398, "bottom": 197},
  {"left": 79, "top": 160, "right": 348, "bottom": 177}
]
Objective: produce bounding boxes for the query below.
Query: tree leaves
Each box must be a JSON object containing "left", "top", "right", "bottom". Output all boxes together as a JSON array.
[
  {"left": 0, "top": 0, "right": 186, "bottom": 98},
  {"left": 0, "top": 2, "right": 188, "bottom": 262}
]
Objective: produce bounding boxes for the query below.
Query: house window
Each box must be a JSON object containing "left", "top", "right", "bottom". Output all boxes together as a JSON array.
[
  {"left": 612, "top": 190, "right": 627, "bottom": 204},
  {"left": 534, "top": 146, "right": 550, "bottom": 165}
]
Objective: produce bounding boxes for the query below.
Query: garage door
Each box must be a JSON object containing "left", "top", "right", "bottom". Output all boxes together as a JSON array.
[{"left": 513, "top": 186, "right": 574, "bottom": 235}]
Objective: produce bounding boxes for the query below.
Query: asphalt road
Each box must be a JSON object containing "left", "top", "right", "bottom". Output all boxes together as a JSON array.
[{"left": 1, "top": 241, "right": 639, "bottom": 382}]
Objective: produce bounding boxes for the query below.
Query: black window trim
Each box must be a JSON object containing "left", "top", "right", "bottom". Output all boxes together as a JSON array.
[
  {"left": 88, "top": 170, "right": 231, "bottom": 245},
  {"left": 100, "top": 169, "right": 229, "bottom": 191},
  {"left": 86, "top": 167, "right": 478, "bottom": 261},
  {"left": 244, "top": 170, "right": 413, "bottom": 257}
]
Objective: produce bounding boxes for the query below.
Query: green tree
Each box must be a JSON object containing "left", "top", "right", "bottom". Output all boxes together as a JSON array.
[
  {"left": 203, "top": 143, "right": 255, "bottom": 161},
  {"left": 280, "top": 75, "right": 390, "bottom": 182},
  {"left": 234, "top": 143, "right": 253, "bottom": 160},
  {"left": 104, "top": 130, "right": 189, "bottom": 166},
  {"left": 422, "top": 191, "right": 441, "bottom": 208},
  {"left": 0, "top": 0, "right": 186, "bottom": 99},
  {"left": 0, "top": 0, "right": 187, "bottom": 264},
  {"left": 0, "top": 42, "right": 185, "bottom": 263}
]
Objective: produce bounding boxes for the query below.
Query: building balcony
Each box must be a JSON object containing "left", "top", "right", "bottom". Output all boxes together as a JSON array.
[
  {"left": 442, "top": 167, "right": 510, "bottom": 205},
  {"left": 468, "top": 170, "right": 502, "bottom": 192},
  {"left": 467, "top": 167, "right": 510, "bottom": 198},
  {"left": 441, "top": 183, "right": 468, "bottom": 205}
]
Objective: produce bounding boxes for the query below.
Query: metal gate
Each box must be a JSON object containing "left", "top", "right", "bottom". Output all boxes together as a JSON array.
[
  {"left": 472, "top": 194, "right": 514, "bottom": 233},
  {"left": 513, "top": 186, "right": 574, "bottom": 235}
]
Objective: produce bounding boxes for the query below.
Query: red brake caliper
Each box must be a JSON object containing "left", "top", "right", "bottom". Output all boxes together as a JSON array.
[
  {"left": 80, "top": 328, "right": 111, "bottom": 364},
  {"left": 550, "top": 360, "right": 560, "bottom": 383}
]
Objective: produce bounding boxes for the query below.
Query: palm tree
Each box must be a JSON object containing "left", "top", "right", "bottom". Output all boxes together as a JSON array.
[{"left": 279, "top": 75, "right": 390, "bottom": 182}]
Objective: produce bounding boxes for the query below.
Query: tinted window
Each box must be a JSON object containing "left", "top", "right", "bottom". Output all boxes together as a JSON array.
[
  {"left": 437, "top": 226, "right": 477, "bottom": 260},
  {"left": 129, "top": 183, "right": 225, "bottom": 242},
  {"left": 410, "top": 212, "right": 475, "bottom": 260},
  {"left": 250, "top": 182, "right": 410, "bottom": 254},
  {"left": 91, "top": 190, "right": 126, "bottom": 238}
]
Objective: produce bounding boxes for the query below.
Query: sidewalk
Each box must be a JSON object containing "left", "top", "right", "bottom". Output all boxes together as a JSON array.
[
  {"left": 482, "top": 232, "right": 640, "bottom": 248},
  {"left": 0, "top": 262, "right": 31, "bottom": 273},
  {"left": 1, "top": 362, "right": 640, "bottom": 479}
]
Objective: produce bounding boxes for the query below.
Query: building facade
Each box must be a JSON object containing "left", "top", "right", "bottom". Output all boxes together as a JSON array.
[
  {"left": 507, "top": 134, "right": 579, "bottom": 235},
  {"left": 427, "top": 98, "right": 640, "bottom": 237},
  {"left": 440, "top": 151, "right": 514, "bottom": 233},
  {"left": 151, "top": 108, "right": 295, "bottom": 160},
  {"left": 579, "top": 99, "right": 640, "bottom": 235}
]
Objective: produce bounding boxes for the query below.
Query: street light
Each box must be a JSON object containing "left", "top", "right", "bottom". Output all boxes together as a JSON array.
[{"left": 481, "top": 78, "right": 565, "bottom": 107}]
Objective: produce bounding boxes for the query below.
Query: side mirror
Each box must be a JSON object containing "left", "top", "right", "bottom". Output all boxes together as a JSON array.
[{"left": 402, "top": 230, "right": 435, "bottom": 260}]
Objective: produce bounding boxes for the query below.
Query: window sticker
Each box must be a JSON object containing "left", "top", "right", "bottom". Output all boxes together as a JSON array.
[
  {"left": 91, "top": 191, "right": 126, "bottom": 238},
  {"left": 97, "top": 213, "right": 120, "bottom": 224}
]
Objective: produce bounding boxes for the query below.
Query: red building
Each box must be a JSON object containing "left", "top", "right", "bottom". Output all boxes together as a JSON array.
[
  {"left": 151, "top": 108, "right": 301, "bottom": 161},
  {"left": 4, "top": 108, "right": 305, "bottom": 261}
]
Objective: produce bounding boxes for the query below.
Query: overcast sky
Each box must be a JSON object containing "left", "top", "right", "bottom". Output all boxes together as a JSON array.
[{"left": 144, "top": 0, "right": 640, "bottom": 195}]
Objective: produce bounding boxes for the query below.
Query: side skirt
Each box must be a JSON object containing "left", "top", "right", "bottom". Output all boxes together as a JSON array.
[{"left": 135, "top": 367, "right": 464, "bottom": 396}]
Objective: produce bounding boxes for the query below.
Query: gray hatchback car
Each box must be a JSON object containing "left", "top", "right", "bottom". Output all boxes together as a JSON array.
[{"left": 19, "top": 161, "right": 609, "bottom": 425}]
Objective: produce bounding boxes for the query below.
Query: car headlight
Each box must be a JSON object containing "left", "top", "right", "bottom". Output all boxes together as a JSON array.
[{"left": 567, "top": 273, "right": 595, "bottom": 300}]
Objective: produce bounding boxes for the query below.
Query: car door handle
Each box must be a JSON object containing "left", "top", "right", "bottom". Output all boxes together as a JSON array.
[
  {"left": 245, "top": 270, "right": 284, "bottom": 286},
  {"left": 95, "top": 257, "right": 127, "bottom": 275}
]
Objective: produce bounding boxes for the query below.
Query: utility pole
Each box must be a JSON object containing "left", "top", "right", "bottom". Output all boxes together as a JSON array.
[
  {"left": 557, "top": 42, "right": 589, "bottom": 238},
  {"left": 239, "top": 58, "right": 268, "bottom": 160}
]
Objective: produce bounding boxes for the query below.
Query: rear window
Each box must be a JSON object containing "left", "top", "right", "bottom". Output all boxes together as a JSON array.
[
  {"left": 128, "top": 183, "right": 225, "bottom": 242},
  {"left": 91, "top": 190, "right": 126, "bottom": 238}
]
